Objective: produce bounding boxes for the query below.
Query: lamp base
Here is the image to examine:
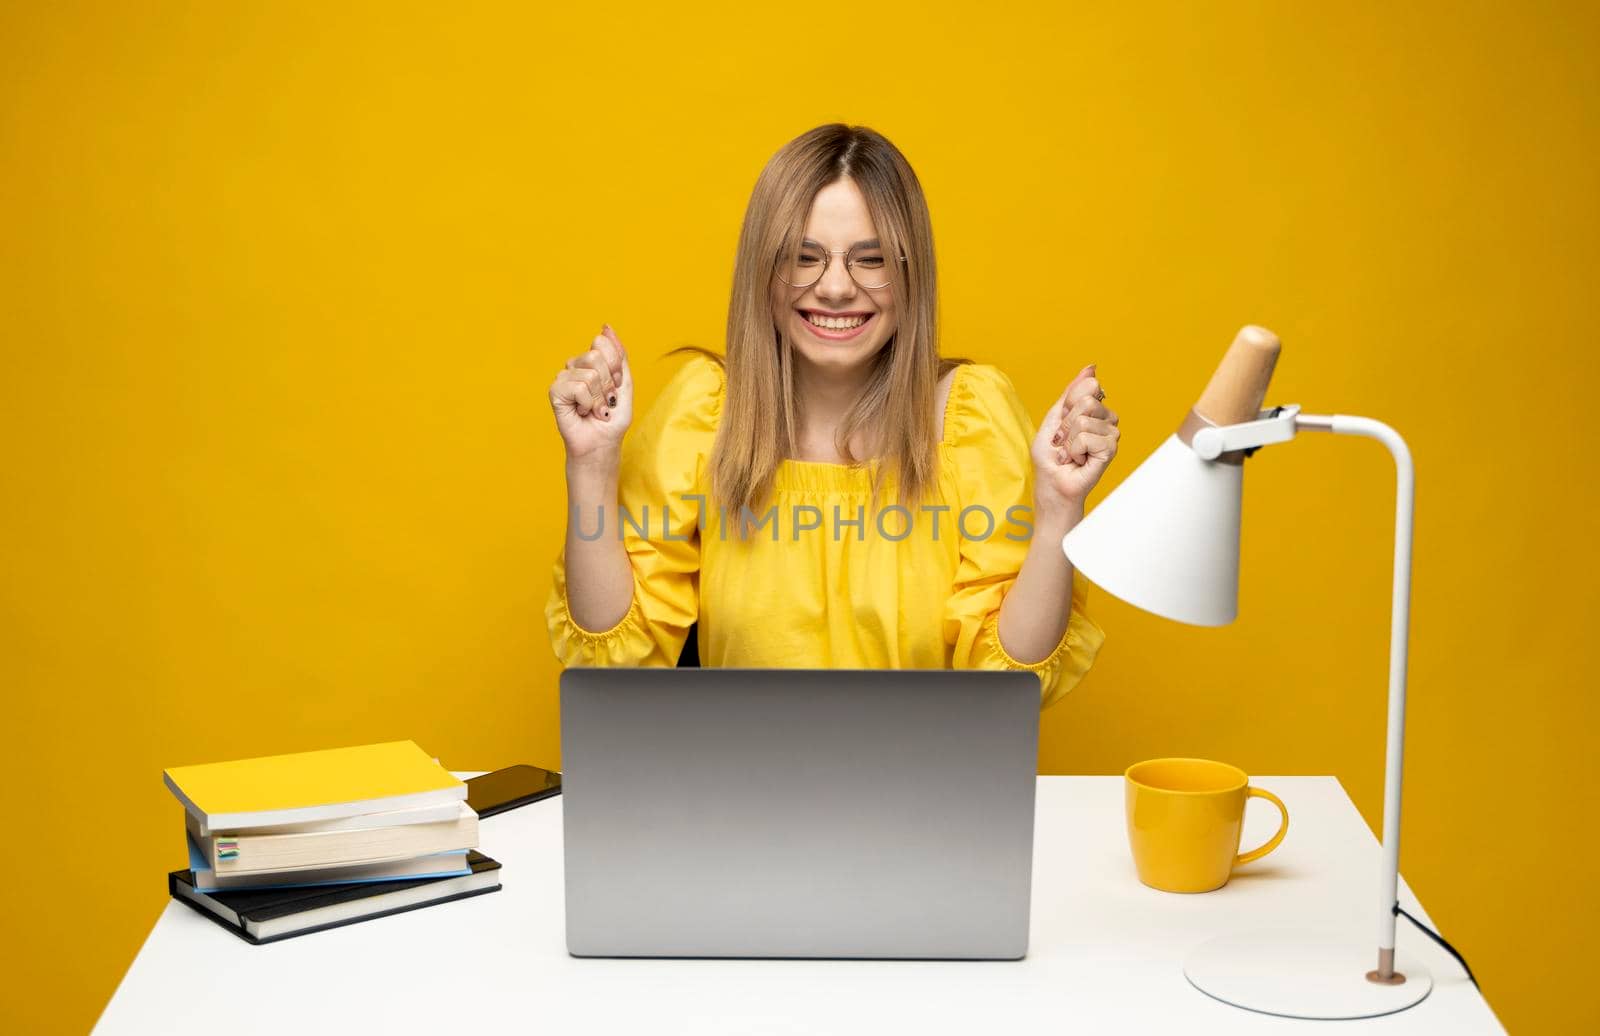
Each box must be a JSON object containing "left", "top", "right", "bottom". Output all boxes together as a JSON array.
[{"left": 1184, "top": 927, "right": 1433, "bottom": 1019}]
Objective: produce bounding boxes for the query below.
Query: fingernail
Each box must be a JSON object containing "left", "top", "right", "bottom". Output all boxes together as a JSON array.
[
  {"left": 601, "top": 408, "right": 610, "bottom": 418},
  {"left": 608, "top": 394, "right": 617, "bottom": 407},
  {"left": 602, "top": 323, "right": 613, "bottom": 335},
  {"left": 1051, "top": 432, "right": 1062, "bottom": 445}
]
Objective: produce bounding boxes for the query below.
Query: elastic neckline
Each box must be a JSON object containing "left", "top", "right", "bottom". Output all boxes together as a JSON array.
[{"left": 773, "top": 457, "right": 881, "bottom": 494}]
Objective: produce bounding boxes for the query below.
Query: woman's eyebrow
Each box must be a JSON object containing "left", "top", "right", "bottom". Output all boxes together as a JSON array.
[{"left": 802, "top": 237, "right": 881, "bottom": 249}]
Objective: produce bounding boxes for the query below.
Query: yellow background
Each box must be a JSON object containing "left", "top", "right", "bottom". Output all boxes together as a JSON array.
[{"left": 3, "top": 2, "right": 1595, "bottom": 1031}]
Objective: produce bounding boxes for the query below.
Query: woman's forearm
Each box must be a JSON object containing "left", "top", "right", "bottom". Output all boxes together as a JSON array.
[
  {"left": 563, "top": 454, "right": 635, "bottom": 632},
  {"left": 996, "top": 502, "right": 1084, "bottom": 664}
]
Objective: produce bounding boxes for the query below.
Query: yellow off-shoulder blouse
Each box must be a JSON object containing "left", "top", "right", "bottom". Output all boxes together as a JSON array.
[{"left": 545, "top": 354, "right": 1106, "bottom": 709}]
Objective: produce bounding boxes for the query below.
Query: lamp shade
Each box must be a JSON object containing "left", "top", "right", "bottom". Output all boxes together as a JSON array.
[
  {"left": 1063, "top": 325, "right": 1281, "bottom": 627},
  {"left": 1061, "top": 434, "right": 1242, "bottom": 627}
]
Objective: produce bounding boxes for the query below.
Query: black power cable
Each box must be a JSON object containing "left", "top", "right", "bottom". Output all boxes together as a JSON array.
[{"left": 1394, "top": 903, "right": 1478, "bottom": 989}]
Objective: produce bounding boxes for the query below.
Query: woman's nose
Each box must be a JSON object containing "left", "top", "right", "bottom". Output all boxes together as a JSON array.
[{"left": 815, "top": 257, "right": 857, "bottom": 301}]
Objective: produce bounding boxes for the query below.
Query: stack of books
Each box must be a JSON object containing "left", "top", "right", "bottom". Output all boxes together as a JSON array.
[{"left": 163, "top": 740, "right": 501, "bottom": 943}]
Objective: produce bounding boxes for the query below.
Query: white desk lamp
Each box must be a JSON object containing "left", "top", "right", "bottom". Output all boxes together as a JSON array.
[{"left": 1062, "top": 326, "right": 1433, "bottom": 1019}]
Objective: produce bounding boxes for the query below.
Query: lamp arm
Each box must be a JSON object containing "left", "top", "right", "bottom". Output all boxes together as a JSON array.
[
  {"left": 1190, "top": 404, "right": 1300, "bottom": 459},
  {"left": 1297, "top": 413, "right": 1416, "bottom": 984}
]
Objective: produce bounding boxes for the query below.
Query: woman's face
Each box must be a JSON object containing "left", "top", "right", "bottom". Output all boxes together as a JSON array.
[{"left": 773, "top": 176, "right": 898, "bottom": 375}]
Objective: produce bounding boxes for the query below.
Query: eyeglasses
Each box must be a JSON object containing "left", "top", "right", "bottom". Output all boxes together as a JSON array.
[{"left": 775, "top": 241, "right": 907, "bottom": 291}]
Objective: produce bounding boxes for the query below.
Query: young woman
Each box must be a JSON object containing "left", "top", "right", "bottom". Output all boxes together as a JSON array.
[{"left": 545, "top": 124, "right": 1119, "bottom": 708}]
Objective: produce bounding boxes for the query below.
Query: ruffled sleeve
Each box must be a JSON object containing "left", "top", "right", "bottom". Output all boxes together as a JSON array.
[
  {"left": 942, "top": 364, "right": 1107, "bottom": 709},
  {"left": 545, "top": 353, "right": 724, "bottom": 668}
]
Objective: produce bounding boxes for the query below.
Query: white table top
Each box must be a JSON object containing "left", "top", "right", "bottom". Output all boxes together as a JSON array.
[{"left": 97, "top": 775, "right": 1502, "bottom": 1034}]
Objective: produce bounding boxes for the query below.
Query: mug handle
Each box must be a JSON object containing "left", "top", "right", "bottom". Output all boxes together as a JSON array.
[{"left": 1235, "top": 787, "right": 1289, "bottom": 865}]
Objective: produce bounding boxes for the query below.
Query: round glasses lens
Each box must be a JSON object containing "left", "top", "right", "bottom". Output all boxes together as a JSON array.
[
  {"left": 778, "top": 243, "right": 826, "bottom": 288},
  {"left": 847, "top": 247, "right": 893, "bottom": 289}
]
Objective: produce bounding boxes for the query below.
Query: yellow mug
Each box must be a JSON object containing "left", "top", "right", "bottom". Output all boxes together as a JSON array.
[{"left": 1124, "top": 758, "right": 1289, "bottom": 894}]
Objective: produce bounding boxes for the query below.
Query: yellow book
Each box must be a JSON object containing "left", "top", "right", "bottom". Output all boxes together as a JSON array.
[{"left": 164, "top": 740, "right": 466, "bottom": 836}]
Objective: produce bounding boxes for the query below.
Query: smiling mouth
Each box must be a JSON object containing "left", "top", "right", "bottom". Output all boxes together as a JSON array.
[{"left": 797, "top": 309, "right": 875, "bottom": 332}]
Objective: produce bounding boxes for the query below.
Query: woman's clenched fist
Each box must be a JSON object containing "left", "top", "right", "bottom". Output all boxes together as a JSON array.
[
  {"left": 1031, "top": 362, "right": 1120, "bottom": 521},
  {"left": 549, "top": 324, "right": 634, "bottom": 463}
]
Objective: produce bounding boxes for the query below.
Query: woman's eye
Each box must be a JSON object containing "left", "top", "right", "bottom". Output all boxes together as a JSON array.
[
  {"left": 854, "top": 257, "right": 885, "bottom": 268},
  {"left": 797, "top": 255, "right": 822, "bottom": 266}
]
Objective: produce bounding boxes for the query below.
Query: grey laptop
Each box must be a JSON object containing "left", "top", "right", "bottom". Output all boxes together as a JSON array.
[{"left": 559, "top": 668, "right": 1041, "bottom": 959}]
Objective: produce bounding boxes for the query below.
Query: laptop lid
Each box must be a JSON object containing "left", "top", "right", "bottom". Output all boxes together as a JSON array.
[{"left": 559, "top": 668, "right": 1041, "bottom": 959}]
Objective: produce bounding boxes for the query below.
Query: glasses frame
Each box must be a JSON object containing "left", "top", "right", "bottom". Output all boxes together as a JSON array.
[{"left": 774, "top": 243, "right": 908, "bottom": 291}]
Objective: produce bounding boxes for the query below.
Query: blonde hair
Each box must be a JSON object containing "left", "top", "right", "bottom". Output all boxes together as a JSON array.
[{"left": 675, "top": 124, "right": 962, "bottom": 531}]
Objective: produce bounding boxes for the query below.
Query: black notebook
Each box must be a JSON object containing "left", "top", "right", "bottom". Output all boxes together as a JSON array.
[{"left": 168, "top": 849, "right": 502, "bottom": 945}]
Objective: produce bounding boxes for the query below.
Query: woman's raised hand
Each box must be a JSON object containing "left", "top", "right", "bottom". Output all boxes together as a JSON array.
[
  {"left": 1031, "top": 363, "right": 1120, "bottom": 521},
  {"left": 549, "top": 325, "right": 634, "bottom": 463}
]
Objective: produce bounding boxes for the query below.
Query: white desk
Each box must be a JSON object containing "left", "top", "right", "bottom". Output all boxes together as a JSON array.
[{"left": 97, "top": 775, "right": 1502, "bottom": 1034}]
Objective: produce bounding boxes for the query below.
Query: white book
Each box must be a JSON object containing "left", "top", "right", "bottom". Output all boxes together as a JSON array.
[
  {"left": 187, "top": 802, "right": 479, "bottom": 874},
  {"left": 213, "top": 799, "right": 465, "bottom": 835},
  {"left": 185, "top": 835, "right": 471, "bottom": 893}
]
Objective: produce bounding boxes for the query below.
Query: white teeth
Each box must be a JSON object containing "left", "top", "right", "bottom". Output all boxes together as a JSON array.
[{"left": 805, "top": 312, "right": 868, "bottom": 330}]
